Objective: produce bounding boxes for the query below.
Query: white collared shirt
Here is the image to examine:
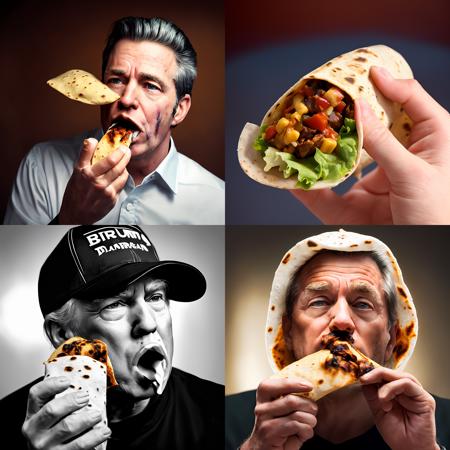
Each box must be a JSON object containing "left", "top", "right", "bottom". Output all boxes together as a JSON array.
[{"left": 4, "top": 129, "right": 225, "bottom": 225}]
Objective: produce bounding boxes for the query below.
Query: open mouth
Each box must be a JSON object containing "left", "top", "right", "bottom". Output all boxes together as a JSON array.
[
  {"left": 110, "top": 117, "right": 142, "bottom": 142},
  {"left": 134, "top": 345, "right": 167, "bottom": 391}
]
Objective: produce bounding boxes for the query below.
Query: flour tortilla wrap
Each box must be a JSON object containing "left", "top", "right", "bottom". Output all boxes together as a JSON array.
[
  {"left": 271, "top": 335, "right": 380, "bottom": 401},
  {"left": 266, "top": 229, "right": 418, "bottom": 377},
  {"left": 45, "top": 337, "right": 118, "bottom": 450},
  {"left": 238, "top": 45, "right": 413, "bottom": 190},
  {"left": 47, "top": 69, "right": 120, "bottom": 105}
]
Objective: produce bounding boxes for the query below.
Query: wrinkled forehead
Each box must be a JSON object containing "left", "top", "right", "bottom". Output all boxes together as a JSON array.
[{"left": 298, "top": 251, "right": 383, "bottom": 288}]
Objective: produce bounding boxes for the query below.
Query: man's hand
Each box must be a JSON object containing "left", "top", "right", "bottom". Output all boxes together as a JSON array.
[
  {"left": 241, "top": 377, "right": 318, "bottom": 450},
  {"left": 291, "top": 66, "right": 450, "bottom": 224},
  {"left": 22, "top": 376, "right": 111, "bottom": 450},
  {"left": 360, "top": 367, "right": 439, "bottom": 450},
  {"left": 58, "top": 138, "right": 131, "bottom": 224}
]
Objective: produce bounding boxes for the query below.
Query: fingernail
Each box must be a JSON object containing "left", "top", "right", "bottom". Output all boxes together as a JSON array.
[
  {"left": 83, "top": 139, "right": 89, "bottom": 147},
  {"left": 373, "top": 66, "right": 391, "bottom": 79},
  {"left": 103, "top": 427, "right": 112, "bottom": 436}
]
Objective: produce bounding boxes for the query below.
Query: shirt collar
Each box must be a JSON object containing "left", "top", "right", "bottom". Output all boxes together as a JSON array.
[{"left": 142, "top": 137, "right": 179, "bottom": 194}]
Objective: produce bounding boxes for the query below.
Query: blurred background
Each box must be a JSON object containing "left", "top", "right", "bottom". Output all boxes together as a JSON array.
[
  {"left": 0, "top": 0, "right": 224, "bottom": 222},
  {"left": 226, "top": 226, "right": 450, "bottom": 397},
  {"left": 0, "top": 225, "right": 224, "bottom": 399},
  {"left": 226, "top": 0, "right": 450, "bottom": 224}
]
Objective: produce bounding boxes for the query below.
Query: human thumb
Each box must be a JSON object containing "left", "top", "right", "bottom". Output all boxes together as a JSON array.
[{"left": 355, "top": 99, "right": 416, "bottom": 180}]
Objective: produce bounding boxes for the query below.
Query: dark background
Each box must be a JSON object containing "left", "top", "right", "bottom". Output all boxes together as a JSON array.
[
  {"left": 0, "top": 0, "right": 224, "bottom": 221},
  {"left": 226, "top": 0, "right": 450, "bottom": 224}
]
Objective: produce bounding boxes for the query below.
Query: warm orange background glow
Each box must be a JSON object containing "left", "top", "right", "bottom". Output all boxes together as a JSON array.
[{"left": 0, "top": 0, "right": 224, "bottom": 221}]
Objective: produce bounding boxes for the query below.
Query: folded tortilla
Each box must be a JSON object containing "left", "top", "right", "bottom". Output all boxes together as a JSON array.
[
  {"left": 47, "top": 69, "right": 120, "bottom": 105},
  {"left": 238, "top": 45, "right": 413, "bottom": 190},
  {"left": 271, "top": 334, "right": 379, "bottom": 401},
  {"left": 45, "top": 337, "right": 118, "bottom": 450},
  {"left": 91, "top": 124, "right": 135, "bottom": 165}
]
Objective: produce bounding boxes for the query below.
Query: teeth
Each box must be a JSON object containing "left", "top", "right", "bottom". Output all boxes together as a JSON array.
[{"left": 132, "top": 131, "right": 140, "bottom": 142}]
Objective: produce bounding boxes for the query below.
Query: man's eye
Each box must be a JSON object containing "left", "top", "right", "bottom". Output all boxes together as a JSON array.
[
  {"left": 353, "top": 300, "right": 373, "bottom": 310},
  {"left": 146, "top": 293, "right": 165, "bottom": 302},
  {"left": 104, "top": 301, "right": 123, "bottom": 310},
  {"left": 309, "top": 299, "right": 329, "bottom": 308},
  {"left": 108, "top": 78, "right": 123, "bottom": 85},
  {"left": 144, "top": 82, "right": 161, "bottom": 91}
]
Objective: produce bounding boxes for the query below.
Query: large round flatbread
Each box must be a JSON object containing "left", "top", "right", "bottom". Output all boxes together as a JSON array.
[
  {"left": 238, "top": 45, "right": 413, "bottom": 190},
  {"left": 265, "top": 229, "right": 418, "bottom": 372},
  {"left": 47, "top": 69, "right": 120, "bottom": 105},
  {"left": 91, "top": 125, "right": 133, "bottom": 165}
]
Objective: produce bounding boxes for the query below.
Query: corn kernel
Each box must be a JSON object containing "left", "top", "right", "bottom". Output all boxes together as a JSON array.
[
  {"left": 290, "top": 111, "right": 301, "bottom": 123},
  {"left": 320, "top": 137, "right": 337, "bottom": 154},
  {"left": 276, "top": 117, "right": 290, "bottom": 133},
  {"left": 293, "top": 95, "right": 308, "bottom": 116},
  {"left": 283, "top": 127, "right": 300, "bottom": 145},
  {"left": 324, "top": 87, "right": 344, "bottom": 107}
]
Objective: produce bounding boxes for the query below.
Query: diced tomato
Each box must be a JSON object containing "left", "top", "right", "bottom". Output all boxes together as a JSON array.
[
  {"left": 301, "top": 85, "right": 314, "bottom": 97},
  {"left": 315, "top": 96, "right": 331, "bottom": 111},
  {"left": 323, "top": 127, "right": 339, "bottom": 140},
  {"left": 264, "top": 125, "right": 277, "bottom": 140},
  {"left": 335, "top": 101, "right": 346, "bottom": 113},
  {"left": 303, "top": 113, "right": 328, "bottom": 131}
]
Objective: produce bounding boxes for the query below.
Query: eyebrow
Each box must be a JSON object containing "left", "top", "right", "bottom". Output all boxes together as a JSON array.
[
  {"left": 349, "top": 280, "right": 381, "bottom": 299},
  {"left": 303, "top": 281, "right": 331, "bottom": 292},
  {"left": 106, "top": 68, "right": 168, "bottom": 91}
]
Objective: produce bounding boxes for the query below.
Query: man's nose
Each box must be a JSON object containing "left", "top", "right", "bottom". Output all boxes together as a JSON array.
[
  {"left": 119, "top": 81, "right": 139, "bottom": 110},
  {"left": 328, "top": 297, "right": 355, "bottom": 333},
  {"left": 131, "top": 299, "right": 157, "bottom": 337}
]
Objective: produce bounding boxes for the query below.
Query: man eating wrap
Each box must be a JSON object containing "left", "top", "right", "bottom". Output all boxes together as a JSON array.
[
  {"left": 226, "top": 229, "right": 449, "bottom": 449},
  {"left": 0, "top": 225, "right": 223, "bottom": 450}
]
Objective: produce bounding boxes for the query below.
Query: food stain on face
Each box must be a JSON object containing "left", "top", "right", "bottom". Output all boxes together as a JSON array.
[{"left": 155, "top": 111, "right": 162, "bottom": 136}]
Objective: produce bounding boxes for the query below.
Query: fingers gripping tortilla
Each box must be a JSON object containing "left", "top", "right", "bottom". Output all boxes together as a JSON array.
[
  {"left": 45, "top": 337, "right": 118, "bottom": 450},
  {"left": 238, "top": 45, "right": 413, "bottom": 190},
  {"left": 47, "top": 69, "right": 120, "bottom": 105},
  {"left": 271, "top": 332, "right": 380, "bottom": 401},
  {"left": 266, "top": 229, "right": 418, "bottom": 399},
  {"left": 91, "top": 124, "right": 137, "bottom": 165}
]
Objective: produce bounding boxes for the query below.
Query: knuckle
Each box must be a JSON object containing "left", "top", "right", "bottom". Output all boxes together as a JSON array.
[{"left": 21, "top": 421, "right": 30, "bottom": 439}]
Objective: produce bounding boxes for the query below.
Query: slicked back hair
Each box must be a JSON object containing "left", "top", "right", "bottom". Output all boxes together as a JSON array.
[{"left": 102, "top": 16, "right": 197, "bottom": 100}]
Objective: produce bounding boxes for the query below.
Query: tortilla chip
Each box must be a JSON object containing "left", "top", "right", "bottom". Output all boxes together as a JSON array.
[{"left": 47, "top": 69, "right": 120, "bottom": 105}]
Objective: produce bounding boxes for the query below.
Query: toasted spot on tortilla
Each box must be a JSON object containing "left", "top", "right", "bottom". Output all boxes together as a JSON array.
[
  {"left": 400, "top": 107, "right": 404, "bottom": 112},
  {"left": 70, "top": 356, "right": 77, "bottom": 360},
  {"left": 358, "top": 86, "right": 364, "bottom": 92},
  {"left": 70, "top": 385, "right": 75, "bottom": 389},
  {"left": 57, "top": 352, "right": 67, "bottom": 357},
  {"left": 267, "top": 327, "right": 273, "bottom": 333},
  {"left": 318, "top": 379, "right": 324, "bottom": 384},
  {"left": 354, "top": 56, "right": 367, "bottom": 62},
  {"left": 83, "top": 375, "right": 90, "bottom": 379},
  {"left": 350, "top": 244, "right": 358, "bottom": 248},
  {"left": 335, "top": 67, "right": 342, "bottom": 71},
  {"left": 271, "top": 305, "right": 276, "bottom": 311},
  {"left": 364, "top": 240, "right": 372, "bottom": 244},
  {"left": 282, "top": 253, "right": 291, "bottom": 264},
  {"left": 287, "top": 90, "right": 294, "bottom": 97},
  {"left": 307, "top": 240, "right": 318, "bottom": 247},
  {"left": 84, "top": 365, "right": 92, "bottom": 370},
  {"left": 345, "top": 77, "right": 355, "bottom": 84},
  {"left": 403, "top": 123, "right": 411, "bottom": 131},
  {"left": 64, "top": 366, "right": 73, "bottom": 372},
  {"left": 325, "top": 62, "right": 332, "bottom": 67},
  {"left": 397, "top": 286, "right": 407, "bottom": 298}
]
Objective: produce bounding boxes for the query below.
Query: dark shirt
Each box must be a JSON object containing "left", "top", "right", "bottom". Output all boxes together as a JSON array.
[
  {"left": 1, "top": 367, "right": 224, "bottom": 450},
  {"left": 226, "top": 389, "right": 450, "bottom": 450}
]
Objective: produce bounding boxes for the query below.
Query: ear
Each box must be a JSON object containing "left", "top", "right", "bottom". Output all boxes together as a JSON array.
[
  {"left": 282, "top": 314, "right": 293, "bottom": 353},
  {"left": 383, "top": 322, "right": 397, "bottom": 363},
  {"left": 171, "top": 94, "right": 191, "bottom": 127},
  {"left": 44, "top": 320, "right": 76, "bottom": 349}
]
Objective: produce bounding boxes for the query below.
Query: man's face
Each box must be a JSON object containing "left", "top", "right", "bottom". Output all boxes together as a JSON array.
[
  {"left": 283, "top": 253, "right": 395, "bottom": 365},
  {"left": 74, "top": 276, "right": 173, "bottom": 400},
  {"left": 101, "top": 39, "right": 191, "bottom": 160}
]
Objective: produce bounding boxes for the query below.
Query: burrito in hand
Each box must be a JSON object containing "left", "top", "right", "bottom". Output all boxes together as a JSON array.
[
  {"left": 44, "top": 337, "right": 118, "bottom": 450},
  {"left": 238, "top": 45, "right": 413, "bottom": 190},
  {"left": 271, "top": 331, "right": 379, "bottom": 401}
]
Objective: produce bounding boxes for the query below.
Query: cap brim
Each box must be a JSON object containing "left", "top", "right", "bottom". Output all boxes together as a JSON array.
[{"left": 73, "top": 261, "right": 206, "bottom": 302}]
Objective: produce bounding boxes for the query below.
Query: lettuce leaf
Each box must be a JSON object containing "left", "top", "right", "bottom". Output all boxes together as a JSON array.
[
  {"left": 253, "top": 125, "right": 269, "bottom": 152},
  {"left": 257, "top": 118, "right": 358, "bottom": 189}
]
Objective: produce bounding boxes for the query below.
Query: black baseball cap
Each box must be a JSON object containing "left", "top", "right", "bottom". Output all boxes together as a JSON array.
[{"left": 38, "top": 225, "right": 207, "bottom": 316}]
